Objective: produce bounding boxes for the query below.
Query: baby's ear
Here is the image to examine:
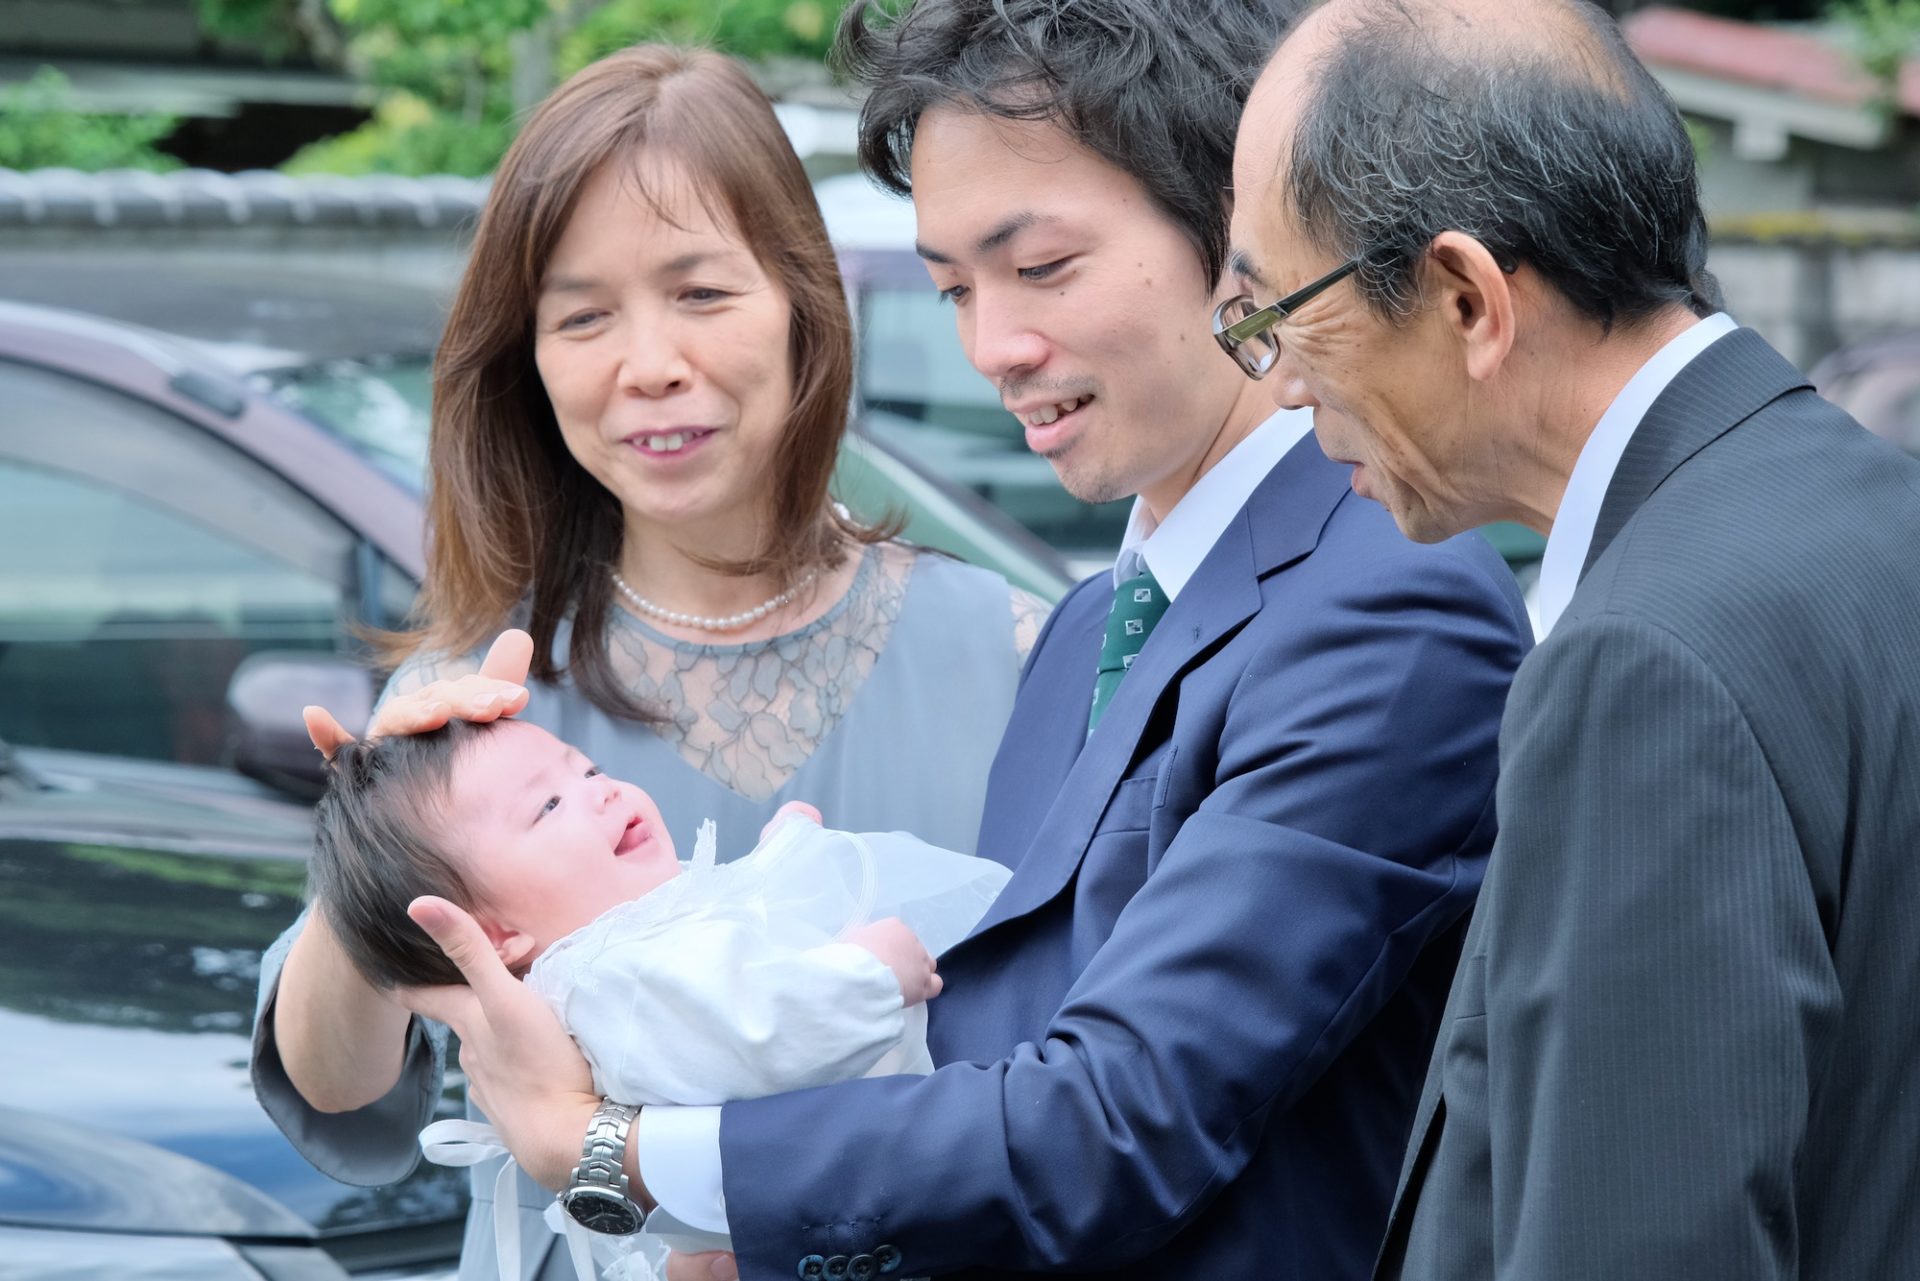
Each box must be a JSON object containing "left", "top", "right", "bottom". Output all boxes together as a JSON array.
[{"left": 472, "top": 912, "right": 538, "bottom": 974}]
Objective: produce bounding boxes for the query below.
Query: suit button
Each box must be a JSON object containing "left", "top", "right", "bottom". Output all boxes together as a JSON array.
[
  {"left": 849, "top": 1256, "right": 876, "bottom": 1281},
  {"left": 824, "top": 1256, "right": 851, "bottom": 1280},
  {"left": 797, "top": 1256, "right": 826, "bottom": 1280},
  {"left": 873, "top": 1244, "right": 902, "bottom": 1273}
]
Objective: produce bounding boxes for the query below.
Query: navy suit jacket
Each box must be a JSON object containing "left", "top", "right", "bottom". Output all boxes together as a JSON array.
[{"left": 719, "top": 438, "right": 1531, "bottom": 1280}]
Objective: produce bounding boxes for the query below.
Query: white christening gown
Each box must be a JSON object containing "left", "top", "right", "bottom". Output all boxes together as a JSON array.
[{"left": 422, "top": 814, "right": 1011, "bottom": 1281}]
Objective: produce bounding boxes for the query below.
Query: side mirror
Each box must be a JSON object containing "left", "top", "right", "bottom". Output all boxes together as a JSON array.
[{"left": 226, "top": 653, "right": 376, "bottom": 799}]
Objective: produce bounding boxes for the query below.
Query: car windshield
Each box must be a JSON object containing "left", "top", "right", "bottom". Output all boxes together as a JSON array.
[{"left": 259, "top": 355, "right": 434, "bottom": 492}]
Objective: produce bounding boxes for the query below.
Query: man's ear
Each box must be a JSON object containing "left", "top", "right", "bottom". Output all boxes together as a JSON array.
[
  {"left": 472, "top": 910, "right": 538, "bottom": 974},
  {"left": 1424, "top": 231, "right": 1517, "bottom": 384}
]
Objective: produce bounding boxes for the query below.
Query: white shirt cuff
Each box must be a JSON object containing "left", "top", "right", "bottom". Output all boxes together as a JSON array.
[{"left": 637, "top": 1105, "right": 730, "bottom": 1234}]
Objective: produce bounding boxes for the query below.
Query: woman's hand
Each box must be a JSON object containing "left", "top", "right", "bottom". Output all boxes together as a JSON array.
[
  {"left": 303, "top": 629, "right": 536, "bottom": 759},
  {"left": 397, "top": 896, "right": 607, "bottom": 1192}
]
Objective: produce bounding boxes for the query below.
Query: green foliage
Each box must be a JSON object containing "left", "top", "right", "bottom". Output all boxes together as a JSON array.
[
  {"left": 0, "top": 68, "right": 181, "bottom": 172},
  {"left": 1832, "top": 0, "right": 1920, "bottom": 105},
  {"left": 284, "top": 91, "right": 519, "bottom": 175},
  {"left": 284, "top": 0, "right": 853, "bottom": 176},
  {"left": 561, "top": 0, "right": 844, "bottom": 75},
  {"left": 1612, "top": 0, "right": 1825, "bottom": 15},
  {"left": 194, "top": 0, "right": 312, "bottom": 57},
  {"left": 1683, "top": 116, "right": 1715, "bottom": 164}
]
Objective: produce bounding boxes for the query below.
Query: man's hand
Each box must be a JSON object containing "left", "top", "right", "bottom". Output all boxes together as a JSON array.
[
  {"left": 303, "top": 629, "right": 535, "bottom": 760},
  {"left": 397, "top": 895, "right": 619, "bottom": 1194},
  {"left": 845, "top": 917, "right": 942, "bottom": 1005}
]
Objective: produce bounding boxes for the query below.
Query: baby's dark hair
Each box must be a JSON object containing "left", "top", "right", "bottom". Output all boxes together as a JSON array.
[{"left": 308, "top": 720, "right": 495, "bottom": 990}]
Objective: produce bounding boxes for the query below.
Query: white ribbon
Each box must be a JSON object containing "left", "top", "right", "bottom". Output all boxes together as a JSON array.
[
  {"left": 420, "top": 1119, "right": 528, "bottom": 1281},
  {"left": 419, "top": 1120, "right": 657, "bottom": 1281}
]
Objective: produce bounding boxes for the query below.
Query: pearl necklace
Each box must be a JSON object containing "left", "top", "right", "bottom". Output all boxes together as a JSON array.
[{"left": 611, "top": 569, "right": 819, "bottom": 632}]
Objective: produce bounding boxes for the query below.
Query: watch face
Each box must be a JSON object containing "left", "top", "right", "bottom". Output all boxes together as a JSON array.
[{"left": 562, "top": 1186, "right": 644, "bottom": 1235}]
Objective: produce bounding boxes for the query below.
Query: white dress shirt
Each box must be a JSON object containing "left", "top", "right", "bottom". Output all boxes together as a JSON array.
[
  {"left": 1533, "top": 312, "right": 1738, "bottom": 636},
  {"left": 635, "top": 406, "right": 1317, "bottom": 1235},
  {"left": 1112, "top": 407, "right": 1318, "bottom": 599}
]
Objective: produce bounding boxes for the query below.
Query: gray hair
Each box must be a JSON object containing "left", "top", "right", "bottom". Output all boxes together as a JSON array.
[{"left": 1284, "top": 0, "right": 1720, "bottom": 328}]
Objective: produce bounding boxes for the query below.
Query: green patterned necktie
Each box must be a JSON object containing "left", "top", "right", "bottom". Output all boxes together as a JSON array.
[{"left": 1088, "top": 565, "right": 1170, "bottom": 736}]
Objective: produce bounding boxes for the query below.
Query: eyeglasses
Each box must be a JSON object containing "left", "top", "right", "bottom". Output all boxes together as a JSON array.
[{"left": 1211, "top": 258, "right": 1362, "bottom": 380}]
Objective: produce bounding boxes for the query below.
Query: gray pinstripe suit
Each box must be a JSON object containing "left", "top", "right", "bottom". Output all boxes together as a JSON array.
[{"left": 1377, "top": 327, "right": 1920, "bottom": 1280}]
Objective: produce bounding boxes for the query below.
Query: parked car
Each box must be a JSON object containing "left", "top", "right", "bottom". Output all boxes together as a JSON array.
[
  {"left": 0, "top": 292, "right": 1070, "bottom": 776},
  {"left": 0, "top": 738, "right": 467, "bottom": 1280},
  {"left": 1810, "top": 329, "right": 1920, "bottom": 455}
]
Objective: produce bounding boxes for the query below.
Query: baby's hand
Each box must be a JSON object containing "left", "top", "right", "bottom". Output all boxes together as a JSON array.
[
  {"left": 846, "top": 917, "right": 942, "bottom": 1005},
  {"left": 759, "top": 801, "right": 823, "bottom": 843}
]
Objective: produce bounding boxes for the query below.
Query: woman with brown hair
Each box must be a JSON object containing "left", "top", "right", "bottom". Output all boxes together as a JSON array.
[{"left": 250, "top": 44, "right": 1043, "bottom": 1280}]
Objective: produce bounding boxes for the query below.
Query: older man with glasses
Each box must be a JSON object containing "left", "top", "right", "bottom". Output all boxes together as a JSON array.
[{"left": 1230, "top": 1, "right": 1920, "bottom": 1278}]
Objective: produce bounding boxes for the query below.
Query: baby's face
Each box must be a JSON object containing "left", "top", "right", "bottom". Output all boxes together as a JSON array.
[{"left": 442, "top": 721, "right": 678, "bottom": 965}]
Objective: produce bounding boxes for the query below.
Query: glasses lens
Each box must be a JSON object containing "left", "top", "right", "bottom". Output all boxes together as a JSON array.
[{"left": 1212, "top": 296, "right": 1278, "bottom": 379}]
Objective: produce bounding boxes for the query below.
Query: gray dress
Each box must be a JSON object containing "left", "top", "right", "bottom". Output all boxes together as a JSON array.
[{"left": 250, "top": 547, "right": 1038, "bottom": 1280}]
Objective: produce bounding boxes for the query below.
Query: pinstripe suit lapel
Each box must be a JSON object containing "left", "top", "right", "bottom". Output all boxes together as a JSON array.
[{"left": 1583, "top": 328, "right": 1812, "bottom": 580}]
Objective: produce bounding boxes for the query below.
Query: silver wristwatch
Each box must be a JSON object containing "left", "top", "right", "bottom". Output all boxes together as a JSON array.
[{"left": 557, "top": 1100, "right": 645, "bottom": 1235}]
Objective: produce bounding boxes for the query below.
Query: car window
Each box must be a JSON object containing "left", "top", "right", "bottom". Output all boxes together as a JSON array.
[
  {"left": 0, "top": 359, "right": 359, "bottom": 765},
  {"left": 264, "top": 356, "right": 432, "bottom": 493},
  {"left": 853, "top": 285, "right": 1131, "bottom": 562}
]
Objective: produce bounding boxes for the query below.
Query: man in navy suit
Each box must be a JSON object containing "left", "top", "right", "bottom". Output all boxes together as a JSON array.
[{"left": 404, "top": 1, "right": 1532, "bottom": 1277}]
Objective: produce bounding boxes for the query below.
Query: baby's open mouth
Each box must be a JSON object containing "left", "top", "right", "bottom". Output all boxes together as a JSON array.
[{"left": 614, "top": 816, "right": 648, "bottom": 856}]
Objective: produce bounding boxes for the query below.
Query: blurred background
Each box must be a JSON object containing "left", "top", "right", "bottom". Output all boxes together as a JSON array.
[{"left": 0, "top": 4, "right": 1912, "bottom": 1278}]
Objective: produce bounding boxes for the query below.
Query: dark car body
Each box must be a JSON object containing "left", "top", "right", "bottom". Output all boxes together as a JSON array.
[{"left": 0, "top": 743, "right": 467, "bottom": 1278}]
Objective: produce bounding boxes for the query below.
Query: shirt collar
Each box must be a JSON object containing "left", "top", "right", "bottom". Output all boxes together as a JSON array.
[
  {"left": 1113, "top": 408, "right": 1317, "bottom": 600},
  {"left": 1534, "top": 311, "right": 1739, "bottom": 635}
]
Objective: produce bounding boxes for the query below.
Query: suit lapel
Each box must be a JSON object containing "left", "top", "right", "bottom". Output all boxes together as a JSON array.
[
  {"left": 967, "top": 439, "right": 1353, "bottom": 937},
  {"left": 973, "top": 588, "right": 1107, "bottom": 868},
  {"left": 1583, "top": 327, "right": 1812, "bottom": 578}
]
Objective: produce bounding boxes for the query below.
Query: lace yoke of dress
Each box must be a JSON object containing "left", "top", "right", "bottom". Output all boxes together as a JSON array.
[{"left": 605, "top": 543, "right": 909, "bottom": 801}]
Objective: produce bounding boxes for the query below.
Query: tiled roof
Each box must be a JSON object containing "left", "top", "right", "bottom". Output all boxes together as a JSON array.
[
  {"left": 0, "top": 169, "right": 490, "bottom": 229},
  {"left": 1623, "top": 5, "right": 1920, "bottom": 118}
]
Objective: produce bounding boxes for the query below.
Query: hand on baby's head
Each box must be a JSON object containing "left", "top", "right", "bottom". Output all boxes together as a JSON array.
[{"left": 846, "top": 917, "right": 941, "bottom": 1005}]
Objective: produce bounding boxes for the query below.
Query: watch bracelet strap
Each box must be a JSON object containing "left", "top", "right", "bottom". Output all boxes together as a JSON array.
[{"left": 572, "top": 1099, "right": 638, "bottom": 1199}]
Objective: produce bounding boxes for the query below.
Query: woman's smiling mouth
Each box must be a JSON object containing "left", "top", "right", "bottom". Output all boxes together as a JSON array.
[{"left": 626, "top": 428, "right": 717, "bottom": 458}]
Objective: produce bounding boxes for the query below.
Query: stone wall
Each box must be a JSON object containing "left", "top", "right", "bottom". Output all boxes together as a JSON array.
[{"left": 1711, "top": 237, "right": 1920, "bottom": 369}]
